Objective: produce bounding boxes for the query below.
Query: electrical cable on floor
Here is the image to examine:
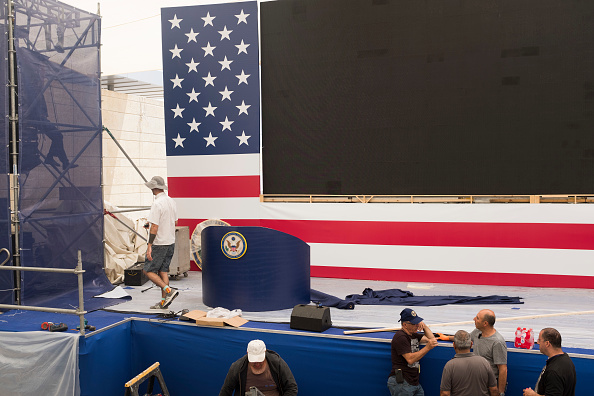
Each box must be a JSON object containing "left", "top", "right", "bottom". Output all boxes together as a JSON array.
[{"left": 145, "top": 309, "right": 191, "bottom": 326}]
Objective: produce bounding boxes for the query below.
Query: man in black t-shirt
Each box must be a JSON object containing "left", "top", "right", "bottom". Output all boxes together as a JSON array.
[
  {"left": 388, "top": 308, "right": 438, "bottom": 396},
  {"left": 523, "top": 328, "right": 576, "bottom": 396}
]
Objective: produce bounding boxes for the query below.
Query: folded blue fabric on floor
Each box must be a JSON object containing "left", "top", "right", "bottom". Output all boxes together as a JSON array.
[
  {"left": 311, "top": 287, "right": 522, "bottom": 309},
  {"left": 310, "top": 289, "right": 356, "bottom": 309}
]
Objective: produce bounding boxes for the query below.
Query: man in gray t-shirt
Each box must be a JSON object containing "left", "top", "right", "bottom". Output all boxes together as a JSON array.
[
  {"left": 471, "top": 309, "right": 508, "bottom": 396},
  {"left": 440, "top": 330, "right": 498, "bottom": 396}
]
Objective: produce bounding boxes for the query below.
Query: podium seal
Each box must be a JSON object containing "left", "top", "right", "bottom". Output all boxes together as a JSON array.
[{"left": 221, "top": 231, "right": 247, "bottom": 259}]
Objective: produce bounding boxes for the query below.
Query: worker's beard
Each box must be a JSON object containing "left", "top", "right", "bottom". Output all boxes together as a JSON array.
[{"left": 249, "top": 360, "right": 268, "bottom": 375}]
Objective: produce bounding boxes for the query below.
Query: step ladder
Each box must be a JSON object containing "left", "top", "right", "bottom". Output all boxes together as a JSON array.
[{"left": 124, "top": 362, "right": 170, "bottom": 396}]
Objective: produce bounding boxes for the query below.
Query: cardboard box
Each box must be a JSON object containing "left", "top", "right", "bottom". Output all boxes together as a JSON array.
[{"left": 181, "top": 310, "right": 248, "bottom": 327}]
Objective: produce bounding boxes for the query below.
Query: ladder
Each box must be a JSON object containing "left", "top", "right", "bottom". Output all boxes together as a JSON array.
[{"left": 124, "top": 362, "right": 170, "bottom": 396}]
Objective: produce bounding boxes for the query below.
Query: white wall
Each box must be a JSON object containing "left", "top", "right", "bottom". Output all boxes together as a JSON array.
[{"left": 101, "top": 89, "right": 166, "bottom": 220}]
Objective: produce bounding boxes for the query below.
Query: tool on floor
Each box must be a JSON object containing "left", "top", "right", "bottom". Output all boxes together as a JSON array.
[
  {"left": 74, "top": 319, "right": 95, "bottom": 331},
  {"left": 76, "top": 324, "right": 96, "bottom": 331},
  {"left": 41, "top": 321, "right": 68, "bottom": 332},
  {"left": 125, "top": 361, "right": 170, "bottom": 396}
]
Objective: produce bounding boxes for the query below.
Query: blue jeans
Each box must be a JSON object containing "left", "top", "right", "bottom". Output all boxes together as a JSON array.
[{"left": 387, "top": 375, "right": 424, "bottom": 396}]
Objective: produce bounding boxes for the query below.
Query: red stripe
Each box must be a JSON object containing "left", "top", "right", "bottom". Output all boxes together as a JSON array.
[
  {"left": 179, "top": 218, "right": 594, "bottom": 287},
  {"left": 185, "top": 218, "right": 594, "bottom": 250},
  {"left": 169, "top": 176, "right": 260, "bottom": 198},
  {"left": 311, "top": 266, "right": 594, "bottom": 289}
]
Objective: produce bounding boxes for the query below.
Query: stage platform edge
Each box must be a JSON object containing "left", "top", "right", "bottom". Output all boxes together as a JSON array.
[{"left": 76, "top": 317, "right": 594, "bottom": 396}]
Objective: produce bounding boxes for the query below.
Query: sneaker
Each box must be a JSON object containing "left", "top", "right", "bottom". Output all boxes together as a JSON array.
[
  {"left": 150, "top": 301, "right": 165, "bottom": 309},
  {"left": 162, "top": 289, "right": 179, "bottom": 308}
]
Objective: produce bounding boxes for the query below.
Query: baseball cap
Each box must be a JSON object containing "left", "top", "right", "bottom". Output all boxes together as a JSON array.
[
  {"left": 399, "top": 308, "right": 423, "bottom": 325},
  {"left": 247, "top": 339, "right": 266, "bottom": 362}
]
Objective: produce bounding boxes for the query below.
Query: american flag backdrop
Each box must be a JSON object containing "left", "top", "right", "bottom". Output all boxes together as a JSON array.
[
  {"left": 162, "top": 1, "right": 260, "bottom": 199},
  {"left": 161, "top": 2, "right": 594, "bottom": 289}
]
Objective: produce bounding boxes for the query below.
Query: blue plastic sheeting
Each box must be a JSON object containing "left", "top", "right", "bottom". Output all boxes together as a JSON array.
[
  {"left": 312, "top": 287, "right": 523, "bottom": 308},
  {"left": 12, "top": 1, "right": 113, "bottom": 307},
  {"left": 74, "top": 320, "right": 594, "bottom": 396},
  {"left": 0, "top": 21, "right": 13, "bottom": 306}
]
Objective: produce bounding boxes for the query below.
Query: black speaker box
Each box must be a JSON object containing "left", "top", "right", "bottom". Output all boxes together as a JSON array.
[
  {"left": 124, "top": 262, "right": 148, "bottom": 286},
  {"left": 290, "top": 304, "right": 331, "bottom": 332}
]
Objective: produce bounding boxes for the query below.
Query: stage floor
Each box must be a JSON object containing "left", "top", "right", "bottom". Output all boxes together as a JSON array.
[
  {"left": 109, "top": 271, "right": 594, "bottom": 350},
  {"left": 1, "top": 272, "right": 593, "bottom": 396}
]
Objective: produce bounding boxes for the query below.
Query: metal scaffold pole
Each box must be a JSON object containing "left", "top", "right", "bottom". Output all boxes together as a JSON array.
[
  {"left": 102, "top": 126, "right": 148, "bottom": 183},
  {"left": 7, "top": 0, "right": 22, "bottom": 304}
]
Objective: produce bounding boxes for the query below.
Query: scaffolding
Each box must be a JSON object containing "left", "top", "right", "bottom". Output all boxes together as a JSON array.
[{"left": 0, "top": 0, "right": 106, "bottom": 329}]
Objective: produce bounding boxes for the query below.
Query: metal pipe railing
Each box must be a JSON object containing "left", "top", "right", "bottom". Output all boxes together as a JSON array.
[
  {"left": 104, "top": 209, "right": 147, "bottom": 242},
  {"left": 0, "top": 250, "right": 87, "bottom": 335}
]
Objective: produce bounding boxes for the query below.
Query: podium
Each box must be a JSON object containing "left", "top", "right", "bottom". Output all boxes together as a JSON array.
[{"left": 201, "top": 226, "right": 310, "bottom": 312}]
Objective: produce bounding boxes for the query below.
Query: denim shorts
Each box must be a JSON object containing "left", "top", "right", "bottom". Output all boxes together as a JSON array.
[
  {"left": 387, "top": 375, "right": 424, "bottom": 396},
  {"left": 144, "top": 244, "right": 175, "bottom": 273}
]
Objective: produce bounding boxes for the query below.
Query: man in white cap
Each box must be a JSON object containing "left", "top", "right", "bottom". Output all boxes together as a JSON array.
[
  {"left": 143, "top": 176, "right": 179, "bottom": 309},
  {"left": 219, "top": 339, "right": 298, "bottom": 396}
]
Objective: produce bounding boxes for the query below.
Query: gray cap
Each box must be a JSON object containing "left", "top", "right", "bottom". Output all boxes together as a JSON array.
[{"left": 145, "top": 176, "right": 167, "bottom": 190}]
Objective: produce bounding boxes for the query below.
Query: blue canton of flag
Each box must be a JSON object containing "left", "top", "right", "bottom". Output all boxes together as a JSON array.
[{"left": 161, "top": 1, "right": 259, "bottom": 156}]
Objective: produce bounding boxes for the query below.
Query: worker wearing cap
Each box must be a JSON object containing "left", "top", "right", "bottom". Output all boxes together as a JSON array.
[
  {"left": 388, "top": 308, "right": 438, "bottom": 396},
  {"left": 219, "top": 339, "right": 298, "bottom": 396},
  {"left": 143, "top": 176, "right": 179, "bottom": 309}
]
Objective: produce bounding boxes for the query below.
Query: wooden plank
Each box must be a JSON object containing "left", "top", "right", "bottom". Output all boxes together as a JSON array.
[{"left": 343, "top": 309, "right": 594, "bottom": 335}]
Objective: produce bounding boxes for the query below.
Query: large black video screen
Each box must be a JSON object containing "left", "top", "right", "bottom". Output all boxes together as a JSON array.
[{"left": 261, "top": 0, "right": 594, "bottom": 195}]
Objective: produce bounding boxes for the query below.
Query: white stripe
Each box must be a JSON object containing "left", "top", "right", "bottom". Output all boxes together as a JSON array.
[
  {"left": 176, "top": 197, "right": 594, "bottom": 224},
  {"left": 167, "top": 153, "right": 260, "bottom": 177},
  {"left": 177, "top": 197, "right": 262, "bottom": 219},
  {"left": 175, "top": 198, "right": 594, "bottom": 278},
  {"left": 310, "top": 243, "right": 594, "bottom": 277}
]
